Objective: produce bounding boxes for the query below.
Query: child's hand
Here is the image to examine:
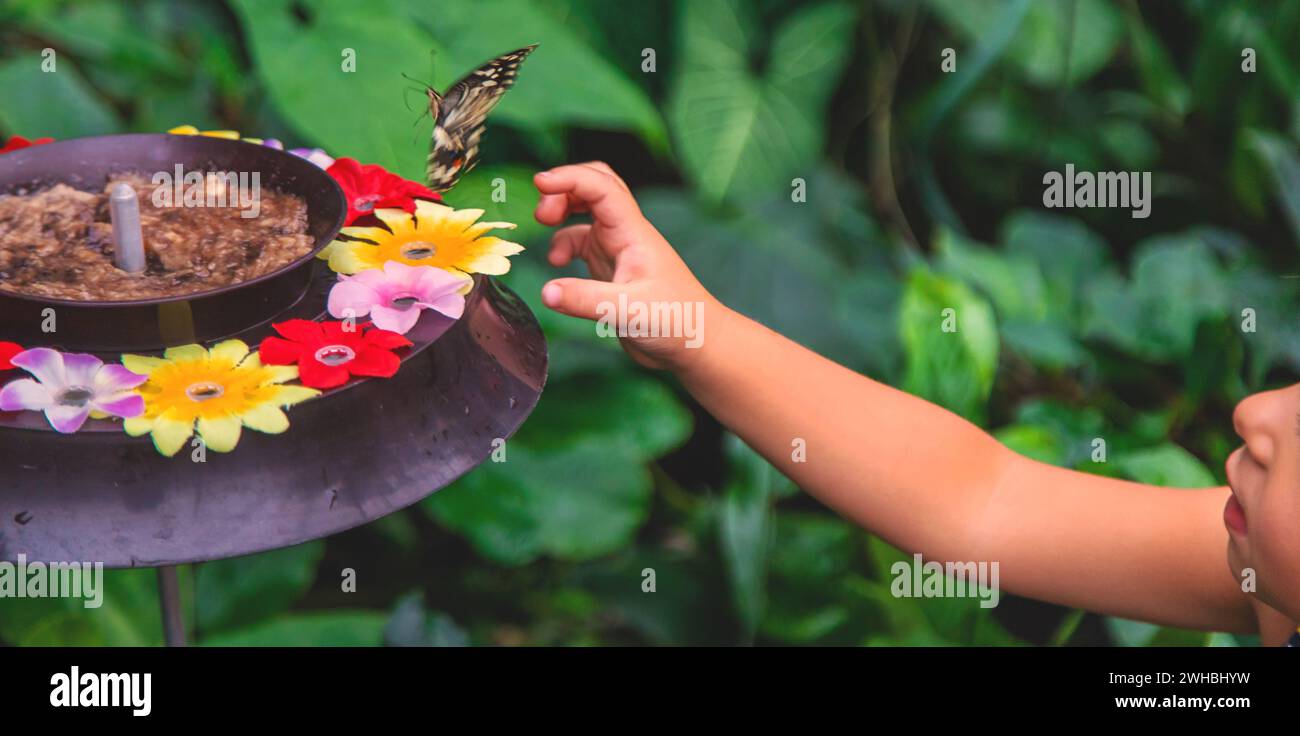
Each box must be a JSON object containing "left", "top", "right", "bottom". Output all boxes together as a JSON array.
[{"left": 533, "top": 163, "right": 723, "bottom": 372}]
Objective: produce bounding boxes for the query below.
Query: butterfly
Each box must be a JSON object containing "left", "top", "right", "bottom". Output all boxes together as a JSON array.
[{"left": 425, "top": 44, "right": 537, "bottom": 193}]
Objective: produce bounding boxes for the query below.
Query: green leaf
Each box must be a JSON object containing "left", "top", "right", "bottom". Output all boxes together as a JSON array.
[
  {"left": 1049, "top": 609, "right": 1087, "bottom": 646},
  {"left": 1010, "top": 399, "right": 1106, "bottom": 468},
  {"left": 916, "top": 0, "right": 1030, "bottom": 145},
  {"left": 1184, "top": 317, "right": 1245, "bottom": 402},
  {"left": 668, "top": 0, "right": 856, "bottom": 202},
  {"left": 837, "top": 268, "right": 904, "bottom": 379},
  {"left": 1247, "top": 130, "right": 1300, "bottom": 247},
  {"left": 1121, "top": 5, "right": 1190, "bottom": 118},
  {"left": 932, "top": 226, "right": 1079, "bottom": 371},
  {"left": 934, "top": 228, "right": 1047, "bottom": 322},
  {"left": 426, "top": 439, "right": 654, "bottom": 564},
  {"left": 443, "top": 164, "right": 546, "bottom": 244},
  {"left": 760, "top": 513, "right": 863, "bottom": 643},
  {"left": 228, "top": 0, "right": 443, "bottom": 180},
  {"left": 384, "top": 592, "right": 470, "bottom": 646},
  {"left": 516, "top": 373, "right": 693, "bottom": 459},
  {"left": 927, "top": 0, "right": 1122, "bottom": 87},
  {"left": 1097, "top": 119, "right": 1160, "bottom": 170},
  {"left": 1000, "top": 320, "right": 1089, "bottom": 371},
  {"left": 995, "top": 424, "right": 1064, "bottom": 465},
  {"left": 0, "top": 568, "right": 171, "bottom": 647},
  {"left": 639, "top": 183, "right": 881, "bottom": 368},
  {"left": 496, "top": 257, "right": 633, "bottom": 381},
  {"left": 1196, "top": 5, "right": 1298, "bottom": 104},
  {"left": 1106, "top": 617, "right": 1159, "bottom": 647},
  {"left": 938, "top": 220, "right": 1095, "bottom": 370},
  {"left": 27, "top": 1, "right": 188, "bottom": 78},
  {"left": 1226, "top": 263, "right": 1300, "bottom": 386},
  {"left": 1083, "top": 234, "right": 1229, "bottom": 362},
  {"left": 1000, "top": 211, "right": 1110, "bottom": 325},
  {"left": 768, "top": 513, "right": 857, "bottom": 584},
  {"left": 0, "top": 57, "right": 121, "bottom": 138},
  {"left": 718, "top": 434, "right": 780, "bottom": 638},
  {"left": 913, "top": 0, "right": 1031, "bottom": 231},
  {"left": 1115, "top": 444, "right": 1218, "bottom": 488},
  {"left": 572, "top": 547, "right": 735, "bottom": 645},
  {"left": 864, "top": 536, "right": 1016, "bottom": 645},
  {"left": 898, "top": 269, "right": 1000, "bottom": 422},
  {"left": 202, "top": 611, "right": 388, "bottom": 646},
  {"left": 1107, "top": 617, "right": 1211, "bottom": 647},
  {"left": 195, "top": 542, "right": 325, "bottom": 634}
]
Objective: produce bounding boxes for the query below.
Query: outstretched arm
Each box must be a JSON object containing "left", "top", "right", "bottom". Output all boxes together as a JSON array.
[
  {"left": 681, "top": 309, "right": 1252, "bottom": 632},
  {"left": 535, "top": 163, "right": 1256, "bottom": 634}
]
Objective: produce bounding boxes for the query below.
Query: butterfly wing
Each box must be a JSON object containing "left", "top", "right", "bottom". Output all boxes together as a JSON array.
[{"left": 426, "top": 44, "right": 537, "bottom": 192}]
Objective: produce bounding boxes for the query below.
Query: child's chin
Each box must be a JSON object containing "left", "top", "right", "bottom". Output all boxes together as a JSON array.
[
  {"left": 1225, "top": 542, "right": 1250, "bottom": 583},
  {"left": 1256, "top": 584, "right": 1300, "bottom": 623}
]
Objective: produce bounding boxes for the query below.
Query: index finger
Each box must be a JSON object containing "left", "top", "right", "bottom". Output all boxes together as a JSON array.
[{"left": 533, "top": 165, "right": 641, "bottom": 229}]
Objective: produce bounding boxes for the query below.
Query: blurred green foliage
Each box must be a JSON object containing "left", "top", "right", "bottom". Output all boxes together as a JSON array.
[{"left": 1, "top": 0, "right": 1297, "bottom": 647}]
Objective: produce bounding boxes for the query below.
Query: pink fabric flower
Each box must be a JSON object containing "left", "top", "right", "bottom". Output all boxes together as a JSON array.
[
  {"left": 0, "top": 348, "right": 146, "bottom": 433},
  {"left": 327, "top": 261, "right": 469, "bottom": 334}
]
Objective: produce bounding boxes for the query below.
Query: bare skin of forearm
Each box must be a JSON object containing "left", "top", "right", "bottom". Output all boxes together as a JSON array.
[
  {"left": 678, "top": 306, "right": 1256, "bottom": 633},
  {"left": 680, "top": 307, "right": 1006, "bottom": 559}
]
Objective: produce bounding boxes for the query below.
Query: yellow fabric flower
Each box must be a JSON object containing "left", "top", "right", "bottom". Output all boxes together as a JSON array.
[
  {"left": 121, "top": 340, "right": 319, "bottom": 457},
  {"left": 318, "top": 199, "right": 522, "bottom": 293},
  {"left": 167, "top": 124, "right": 260, "bottom": 144}
]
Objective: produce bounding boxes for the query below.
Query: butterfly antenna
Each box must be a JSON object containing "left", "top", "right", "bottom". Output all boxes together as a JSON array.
[
  {"left": 400, "top": 71, "right": 434, "bottom": 90},
  {"left": 399, "top": 70, "right": 437, "bottom": 122},
  {"left": 400, "top": 85, "right": 431, "bottom": 114}
]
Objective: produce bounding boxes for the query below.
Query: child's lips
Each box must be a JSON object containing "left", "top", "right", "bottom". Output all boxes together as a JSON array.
[
  {"left": 1223, "top": 448, "right": 1248, "bottom": 536},
  {"left": 1224, "top": 493, "right": 1248, "bottom": 536}
]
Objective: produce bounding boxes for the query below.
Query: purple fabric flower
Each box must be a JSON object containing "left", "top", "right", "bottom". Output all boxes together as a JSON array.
[
  {"left": 327, "top": 261, "right": 468, "bottom": 334},
  {"left": 0, "top": 348, "right": 146, "bottom": 433},
  {"left": 260, "top": 138, "right": 333, "bottom": 168},
  {"left": 289, "top": 147, "right": 335, "bottom": 169}
]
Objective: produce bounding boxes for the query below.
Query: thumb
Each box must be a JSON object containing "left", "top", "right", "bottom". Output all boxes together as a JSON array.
[{"left": 541, "top": 278, "right": 623, "bottom": 322}]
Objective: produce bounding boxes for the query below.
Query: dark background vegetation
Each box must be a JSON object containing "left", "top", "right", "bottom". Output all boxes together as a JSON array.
[{"left": 1, "top": 0, "right": 1298, "bottom": 645}]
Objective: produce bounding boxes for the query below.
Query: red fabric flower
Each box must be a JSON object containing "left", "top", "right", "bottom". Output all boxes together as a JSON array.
[
  {"left": 326, "top": 157, "right": 441, "bottom": 226},
  {"left": 0, "top": 342, "right": 23, "bottom": 370},
  {"left": 0, "top": 136, "right": 54, "bottom": 155},
  {"left": 258, "top": 319, "right": 412, "bottom": 389}
]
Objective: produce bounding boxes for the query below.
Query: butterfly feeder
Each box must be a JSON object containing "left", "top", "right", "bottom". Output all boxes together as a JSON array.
[{"left": 0, "top": 133, "right": 548, "bottom": 645}]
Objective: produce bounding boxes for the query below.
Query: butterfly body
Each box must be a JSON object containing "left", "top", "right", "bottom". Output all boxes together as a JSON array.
[{"left": 426, "top": 44, "right": 537, "bottom": 192}]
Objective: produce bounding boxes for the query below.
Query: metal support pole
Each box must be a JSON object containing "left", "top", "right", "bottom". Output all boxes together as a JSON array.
[{"left": 157, "top": 565, "right": 187, "bottom": 647}]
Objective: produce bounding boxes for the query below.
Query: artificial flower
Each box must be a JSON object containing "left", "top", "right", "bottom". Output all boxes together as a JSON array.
[
  {"left": 293, "top": 148, "right": 335, "bottom": 169},
  {"left": 263, "top": 138, "right": 335, "bottom": 168},
  {"left": 327, "top": 157, "right": 440, "bottom": 226},
  {"left": 0, "top": 348, "right": 145, "bottom": 433},
  {"left": 167, "top": 124, "right": 244, "bottom": 140},
  {"left": 121, "top": 340, "right": 319, "bottom": 457},
  {"left": 319, "top": 199, "right": 521, "bottom": 290},
  {"left": 259, "top": 319, "right": 412, "bottom": 389},
  {"left": 167, "top": 125, "right": 334, "bottom": 167},
  {"left": 0, "top": 135, "right": 54, "bottom": 154},
  {"left": 327, "top": 261, "right": 469, "bottom": 334},
  {"left": 0, "top": 341, "right": 22, "bottom": 370}
]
